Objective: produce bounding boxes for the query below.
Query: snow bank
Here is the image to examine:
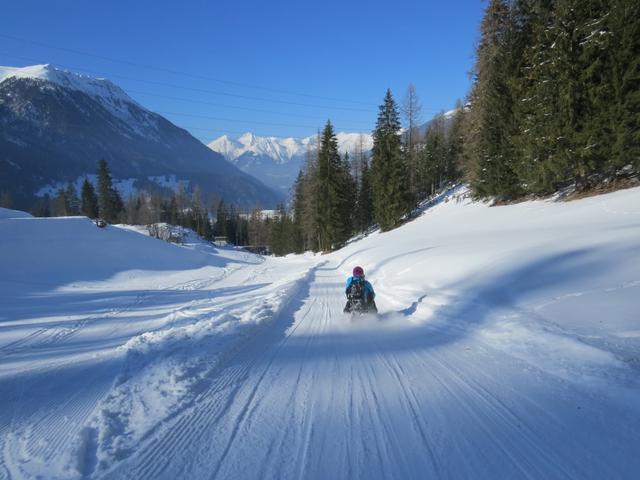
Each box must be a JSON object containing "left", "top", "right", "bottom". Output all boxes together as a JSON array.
[
  {"left": 0, "top": 207, "right": 33, "bottom": 219},
  {"left": 0, "top": 215, "right": 223, "bottom": 296}
]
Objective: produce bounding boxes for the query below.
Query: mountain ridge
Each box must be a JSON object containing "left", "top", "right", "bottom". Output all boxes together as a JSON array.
[
  {"left": 0, "top": 64, "right": 282, "bottom": 208},
  {"left": 208, "top": 132, "right": 373, "bottom": 194}
]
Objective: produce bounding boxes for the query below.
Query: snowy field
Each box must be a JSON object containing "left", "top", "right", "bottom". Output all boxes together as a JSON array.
[{"left": 1, "top": 187, "right": 639, "bottom": 479}]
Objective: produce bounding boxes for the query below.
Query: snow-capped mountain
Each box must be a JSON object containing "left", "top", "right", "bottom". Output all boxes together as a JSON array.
[
  {"left": 0, "top": 64, "right": 282, "bottom": 208},
  {"left": 208, "top": 132, "right": 373, "bottom": 194},
  {"left": 0, "top": 64, "right": 135, "bottom": 105},
  {"left": 208, "top": 110, "right": 462, "bottom": 196}
]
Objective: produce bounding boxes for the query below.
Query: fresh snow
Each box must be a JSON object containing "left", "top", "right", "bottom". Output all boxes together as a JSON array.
[
  {"left": 1, "top": 186, "right": 639, "bottom": 479},
  {"left": 0, "top": 208, "right": 32, "bottom": 220}
]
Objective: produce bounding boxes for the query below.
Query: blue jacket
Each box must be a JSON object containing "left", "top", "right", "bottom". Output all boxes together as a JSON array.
[{"left": 345, "top": 276, "right": 375, "bottom": 298}]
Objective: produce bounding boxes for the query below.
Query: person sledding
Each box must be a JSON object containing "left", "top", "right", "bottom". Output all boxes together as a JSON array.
[{"left": 343, "top": 266, "right": 378, "bottom": 314}]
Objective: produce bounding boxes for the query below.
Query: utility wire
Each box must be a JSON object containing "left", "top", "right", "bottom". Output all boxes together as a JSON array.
[
  {"left": 126, "top": 89, "right": 373, "bottom": 125},
  {"left": 0, "top": 33, "right": 377, "bottom": 106},
  {"left": 1, "top": 52, "right": 447, "bottom": 119},
  {"left": 156, "top": 110, "right": 364, "bottom": 131},
  {"left": 0, "top": 52, "right": 376, "bottom": 112},
  {"left": 0, "top": 53, "right": 374, "bottom": 133}
]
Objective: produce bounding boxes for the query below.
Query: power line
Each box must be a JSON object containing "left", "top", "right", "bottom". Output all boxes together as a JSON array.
[
  {"left": 126, "top": 89, "right": 373, "bottom": 125},
  {"left": 1, "top": 52, "right": 447, "bottom": 119},
  {"left": 0, "top": 52, "right": 376, "bottom": 113},
  {"left": 0, "top": 33, "right": 378, "bottom": 106},
  {"left": 156, "top": 110, "right": 366, "bottom": 131}
]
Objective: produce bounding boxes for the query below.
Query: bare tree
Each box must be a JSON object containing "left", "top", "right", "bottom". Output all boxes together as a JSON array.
[
  {"left": 352, "top": 133, "right": 369, "bottom": 187},
  {"left": 402, "top": 83, "right": 422, "bottom": 197}
]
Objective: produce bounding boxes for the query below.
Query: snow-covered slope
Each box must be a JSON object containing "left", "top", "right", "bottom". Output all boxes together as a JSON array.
[
  {"left": 1, "top": 187, "right": 639, "bottom": 479},
  {"left": 208, "top": 132, "right": 373, "bottom": 194}
]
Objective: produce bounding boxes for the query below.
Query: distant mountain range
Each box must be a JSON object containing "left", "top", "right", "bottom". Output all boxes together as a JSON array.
[
  {"left": 208, "top": 109, "right": 458, "bottom": 196},
  {"left": 0, "top": 64, "right": 282, "bottom": 208},
  {"left": 208, "top": 132, "right": 373, "bottom": 195}
]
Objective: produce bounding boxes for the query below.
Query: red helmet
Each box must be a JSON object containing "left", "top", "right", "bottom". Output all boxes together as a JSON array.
[{"left": 353, "top": 266, "right": 364, "bottom": 277}]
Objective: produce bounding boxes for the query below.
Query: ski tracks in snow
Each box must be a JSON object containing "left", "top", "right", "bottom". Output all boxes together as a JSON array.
[
  {"left": 3, "top": 255, "right": 640, "bottom": 479},
  {"left": 100, "top": 258, "right": 640, "bottom": 480}
]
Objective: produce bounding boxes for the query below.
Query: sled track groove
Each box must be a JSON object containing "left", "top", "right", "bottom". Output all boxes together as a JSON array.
[
  {"left": 100, "top": 270, "right": 318, "bottom": 480},
  {"left": 0, "top": 271, "right": 233, "bottom": 359}
]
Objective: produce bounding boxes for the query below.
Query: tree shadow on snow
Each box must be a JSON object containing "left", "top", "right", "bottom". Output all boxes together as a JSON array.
[{"left": 269, "top": 246, "right": 628, "bottom": 362}]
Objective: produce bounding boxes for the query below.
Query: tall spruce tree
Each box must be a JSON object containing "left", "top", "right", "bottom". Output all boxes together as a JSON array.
[
  {"left": 446, "top": 102, "right": 465, "bottom": 183},
  {"left": 52, "top": 188, "right": 68, "bottom": 216},
  {"left": 610, "top": 0, "right": 640, "bottom": 174},
  {"left": 214, "top": 199, "right": 227, "bottom": 237},
  {"left": 355, "top": 157, "right": 374, "bottom": 232},
  {"left": 420, "top": 114, "right": 448, "bottom": 196},
  {"left": 0, "top": 191, "right": 11, "bottom": 209},
  {"left": 81, "top": 178, "right": 99, "bottom": 218},
  {"left": 65, "top": 182, "right": 80, "bottom": 215},
  {"left": 466, "top": 0, "right": 522, "bottom": 199},
  {"left": 97, "top": 159, "right": 123, "bottom": 223},
  {"left": 291, "top": 170, "right": 306, "bottom": 253},
  {"left": 315, "top": 121, "right": 352, "bottom": 250},
  {"left": 371, "top": 89, "right": 412, "bottom": 231},
  {"left": 340, "top": 151, "right": 356, "bottom": 233},
  {"left": 300, "top": 141, "right": 321, "bottom": 251}
]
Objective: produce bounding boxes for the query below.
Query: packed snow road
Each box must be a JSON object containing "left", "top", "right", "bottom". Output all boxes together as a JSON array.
[
  {"left": 99, "top": 260, "right": 639, "bottom": 480},
  {"left": 1, "top": 187, "right": 640, "bottom": 479}
]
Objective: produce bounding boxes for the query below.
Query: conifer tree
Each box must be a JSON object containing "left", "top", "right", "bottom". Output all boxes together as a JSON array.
[
  {"left": 36, "top": 195, "right": 51, "bottom": 217},
  {"left": 80, "top": 178, "right": 99, "bottom": 218},
  {"left": 446, "top": 103, "right": 465, "bottom": 183},
  {"left": 466, "top": 0, "right": 522, "bottom": 199},
  {"left": 610, "top": 0, "right": 640, "bottom": 173},
  {"left": 420, "top": 114, "right": 448, "bottom": 196},
  {"left": 340, "top": 151, "right": 356, "bottom": 234},
  {"left": 512, "top": 0, "right": 561, "bottom": 193},
  {"left": 291, "top": 170, "right": 306, "bottom": 253},
  {"left": 269, "top": 204, "right": 294, "bottom": 256},
  {"left": 316, "top": 121, "right": 353, "bottom": 250},
  {"left": 301, "top": 141, "right": 321, "bottom": 251},
  {"left": 214, "top": 199, "right": 227, "bottom": 237},
  {"left": 168, "top": 195, "right": 179, "bottom": 225},
  {"left": 0, "top": 191, "right": 12, "bottom": 209},
  {"left": 52, "top": 188, "right": 68, "bottom": 216},
  {"left": 371, "top": 89, "right": 412, "bottom": 231},
  {"left": 97, "top": 159, "right": 124, "bottom": 223},
  {"left": 355, "top": 157, "right": 374, "bottom": 232},
  {"left": 65, "top": 182, "right": 81, "bottom": 215}
]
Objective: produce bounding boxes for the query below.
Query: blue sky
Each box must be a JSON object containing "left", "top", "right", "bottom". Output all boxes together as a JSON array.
[{"left": 0, "top": 0, "right": 485, "bottom": 142}]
